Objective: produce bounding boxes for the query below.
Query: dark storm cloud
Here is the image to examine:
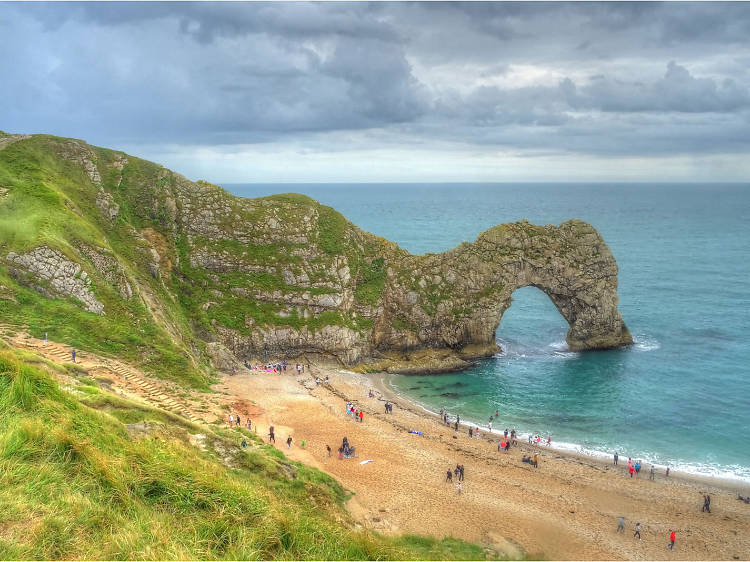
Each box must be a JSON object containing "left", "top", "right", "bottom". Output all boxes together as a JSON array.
[{"left": 2, "top": 2, "right": 750, "bottom": 167}]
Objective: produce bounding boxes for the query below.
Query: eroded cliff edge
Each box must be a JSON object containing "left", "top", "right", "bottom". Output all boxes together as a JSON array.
[{"left": 0, "top": 133, "right": 632, "bottom": 375}]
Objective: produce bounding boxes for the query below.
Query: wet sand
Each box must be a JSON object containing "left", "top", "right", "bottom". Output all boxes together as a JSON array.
[{"left": 217, "top": 365, "right": 750, "bottom": 560}]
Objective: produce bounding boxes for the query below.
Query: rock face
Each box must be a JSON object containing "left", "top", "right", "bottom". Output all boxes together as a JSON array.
[
  {"left": 0, "top": 134, "right": 633, "bottom": 374},
  {"left": 7, "top": 246, "right": 105, "bottom": 314}
]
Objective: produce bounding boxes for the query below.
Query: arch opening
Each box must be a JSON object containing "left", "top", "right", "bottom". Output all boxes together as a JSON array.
[{"left": 496, "top": 286, "right": 571, "bottom": 353}]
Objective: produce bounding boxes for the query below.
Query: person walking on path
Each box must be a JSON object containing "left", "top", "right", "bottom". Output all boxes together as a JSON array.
[
  {"left": 228, "top": 414, "right": 234, "bottom": 427},
  {"left": 446, "top": 469, "right": 453, "bottom": 483},
  {"left": 236, "top": 415, "right": 241, "bottom": 427},
  {"left": 459, "top": 464, "right": 465, "bottom": 481},
  {"left": 634, "top": 522, "right": 641, "bottom": 540},
  {"left": 617, "top": 517, "right": 625, "bottom": 533},
  {"left": 246, "top": 419, "right": 252, "bottom": 430},
  {"left": 668, "top": 530, "right": 676, "bottom": 550},
  {"left": 71, "top": 348, "right": 76, "bottom": 363},
  {"left": 269, "top": 425, "right": 275, "bottom": 443},
  {"left": 703, "top": 494, "right": 711, "bottom": 513},
  {"left": 286, "top": 436, "right": 293, "bottom": 449},
  {"left": 614, "top": 452, "right": 619, "bottom": 465}
]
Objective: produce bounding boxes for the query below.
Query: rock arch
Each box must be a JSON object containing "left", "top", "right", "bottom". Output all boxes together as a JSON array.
[{"left": 374, "top": 219, "right": 632, "bottom": 371}]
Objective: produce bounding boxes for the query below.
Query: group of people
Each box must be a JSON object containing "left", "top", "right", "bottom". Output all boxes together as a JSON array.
[
  {"left": 314, "top": 375, "right": 329, "bottom": 385},
  {"left": 445, "top": 463, "right": 466, "bottom": 493},
  {"left": 521, "top": 454, "right": 539, "bottom": 468},
  {"left": 237, "top": 360, "right": 311, "bottom": 374},
  {"left": 383, "top": 401, "right": 393, "bottom": 414},
  {"left": 345, "top": 402, "right": 364, "bottom": 422},
  {"left": 614, "top": 452, "right": 670, "bottom": 480},
  {"left": 339, "top": 436, "right": 355, "bottom": 459},
  {"left": 227, "top": 413, "right": 252, "bottom": 430},
  {"left": 616, "top": 517, "right": 678, "bottom": 550}
]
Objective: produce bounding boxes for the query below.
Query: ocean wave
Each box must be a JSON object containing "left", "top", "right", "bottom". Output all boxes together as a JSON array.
[{"left": 633, "top": 335, "right": 661, "bottom": 352}]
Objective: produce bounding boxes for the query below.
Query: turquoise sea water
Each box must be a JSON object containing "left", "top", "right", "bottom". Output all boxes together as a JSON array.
[{"left": 224, "top": 183, "right": 750, "bottom": 482}]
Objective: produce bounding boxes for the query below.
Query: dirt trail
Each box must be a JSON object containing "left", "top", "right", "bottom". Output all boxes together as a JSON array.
[{"left": 0, "top": 324, "right": 208, "bottom": 422}]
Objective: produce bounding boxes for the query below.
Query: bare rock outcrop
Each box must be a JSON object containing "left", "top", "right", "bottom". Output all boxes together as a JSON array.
[{"left": 6, "top": 246, "right": 105, "bottom": 314}]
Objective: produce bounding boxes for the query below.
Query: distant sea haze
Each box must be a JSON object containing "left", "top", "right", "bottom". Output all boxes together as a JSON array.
[{"left": 224, "top": 182, "right": 750, "bottom": 482}]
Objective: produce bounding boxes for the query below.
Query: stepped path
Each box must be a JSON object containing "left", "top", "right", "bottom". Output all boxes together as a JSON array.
[{"left": 0, "top": 323, "right": 205, "bottom": 422}]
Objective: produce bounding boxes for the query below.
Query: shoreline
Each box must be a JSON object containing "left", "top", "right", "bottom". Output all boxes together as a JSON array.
[
  {"left": 217, "top": 363, "right": 750, "bottom": 560},
  {"left": 370, "top": 370, "right": 750, "bottom": 493}
]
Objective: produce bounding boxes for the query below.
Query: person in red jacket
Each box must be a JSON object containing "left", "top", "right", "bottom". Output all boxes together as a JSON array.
[
  {"left": 668, "top": 530, "right": 676, "bottom": 550},
  {"left": 358, "top": 410, "right": 363, "bottom": 423},
  {"left": 629, "top": 464, "right": 635, "bottom": 478}
]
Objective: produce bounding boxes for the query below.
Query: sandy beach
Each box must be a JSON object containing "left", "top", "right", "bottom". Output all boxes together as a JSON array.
[{"left": 213, "top": 363, "right": 750, "bottom": 560}]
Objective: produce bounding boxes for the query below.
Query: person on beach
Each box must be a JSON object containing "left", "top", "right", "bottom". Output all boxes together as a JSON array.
[
  {"left": 614, "top": 452, "right": 619, "bottom": 465},
  {"left": 504, "top": 429, "right": 509, "bottom": 439},
  {"left": 325, "top": 375, "right": 329, "bottom": 383},
  {"left": 454, "top": 465, "right": 460, "bottom": 479},
  {"left": 269, "top": 425, "right": 275, "bottom": 443},
  {"left": 459, "top": 465, "right": 465, "bottom": 481},
  {"left": 634, "top": 522, "right": 641, "bottom": 540},
  {"left": 666, "top": 466, "right": 670, "bottom": 477},
  {"left": 457, "top": 482, "right": 462, "bottom": 494},
  {"left": 358, "top": 410, "right": 364, "bottom": 423},
  {"left": 446, "top": 469, "right": 453, "bottom": 483},
  {"left": 475, "top": 427, "right": 481, "bottom": 439},
  {"left": 488, "top": 421, "right": 492, "bottom": 432},
  {"left": 454, "top": 420, "right": 459, "bottom": 431},
  {"left": 533, "top": 453, "right": 539, "bottom": 468},
  {"left": 528, "top": 434, "right": 533, "bottom": 445},
  {"left": 629, "top": 464, "right": 635, "bottom": 478},
  {"left": 668, "top": 530, "right": 676, "bottom": 550},
  {"left": 326, "top": 444, "right": 331, "bottom": 457},
  {"left": 650, "top": 465, "right": 655, "bottom": 480},
  {"left": 703, "top": 494, "right": 711, "bottom": 513},
  {"left": 635, "top": 461, "right": 641, "bottom": 475},
  {"left": 468, "top": 427, "right": 473, "bottom": 438},
  {"left": 546, "top": 436, "right": 551, "bottom": 447},
  {"left": 511, "top": 429, "right": 517, "bottom": 445},
  {"left": 617, "top": 516, "right": 625, "bottom": 533},
  {"left": 286, "top": 436, "right": 293, "bottom": 449}
]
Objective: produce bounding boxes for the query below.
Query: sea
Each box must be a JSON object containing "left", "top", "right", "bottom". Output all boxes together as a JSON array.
[{"left": 223, "top": 183, "right": 750, "bottom": 484}]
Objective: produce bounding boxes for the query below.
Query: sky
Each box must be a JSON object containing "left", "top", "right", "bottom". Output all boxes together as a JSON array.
[{"left": 2, "top": 1, "right": 750, "bottom": 182}]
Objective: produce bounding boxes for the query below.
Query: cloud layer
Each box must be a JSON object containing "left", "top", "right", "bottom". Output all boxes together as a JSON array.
[{"left": 2, "top": 2, "right": 749, "bottom": 181}]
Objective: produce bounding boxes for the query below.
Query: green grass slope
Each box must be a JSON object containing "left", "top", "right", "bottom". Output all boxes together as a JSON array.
[
  {"left": 0, "top": 134, "right": 210, "bottom": 388},
  {"left": 0, "top": 348, "right": 491, "bottom": 560}
]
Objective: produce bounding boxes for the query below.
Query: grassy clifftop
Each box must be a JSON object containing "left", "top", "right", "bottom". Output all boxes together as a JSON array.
[{"left": 0, "top": 347, "right": 488, "bottom": 560}]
